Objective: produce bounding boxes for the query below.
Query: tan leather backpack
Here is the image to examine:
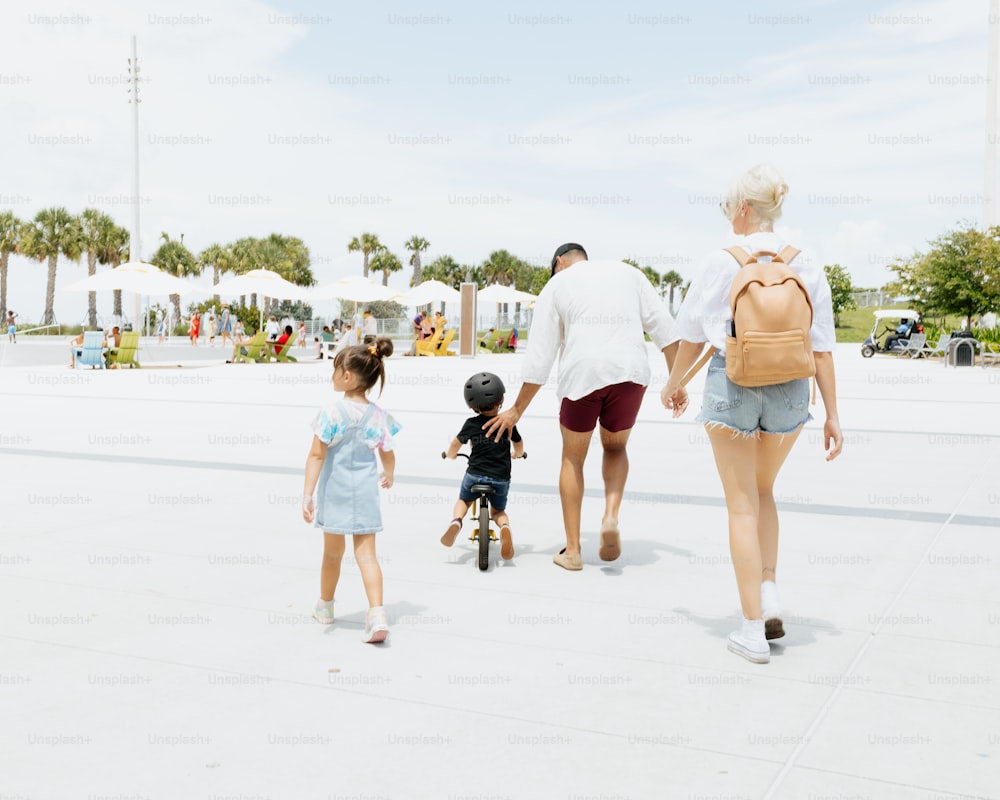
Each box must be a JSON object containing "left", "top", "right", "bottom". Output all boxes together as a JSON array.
[{"left": 723, "top": 245, "right": 815, "bottom": 387}]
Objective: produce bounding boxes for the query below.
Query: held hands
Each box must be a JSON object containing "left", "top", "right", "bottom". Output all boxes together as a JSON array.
[
  {"left": 302, "top": 495, "right": 315, "bottom": 524},
  {"left": 660, "top": 382, "right": 689, "bottom": 418}
]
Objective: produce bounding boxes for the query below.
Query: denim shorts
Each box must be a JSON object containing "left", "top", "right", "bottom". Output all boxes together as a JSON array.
[
  {"left": 696, "top": 353, "right": 812, "bottom": 436},
  {"left": 459, "top": 472, "right": 510, "bottom": 512}
]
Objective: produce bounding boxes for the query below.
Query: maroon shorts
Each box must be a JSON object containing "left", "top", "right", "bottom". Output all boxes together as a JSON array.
[{"left": 559, "top": 382, "right": 646, "bottom": 433}]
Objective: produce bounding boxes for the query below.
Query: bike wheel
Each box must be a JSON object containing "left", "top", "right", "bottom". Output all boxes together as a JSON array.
[{"left": 478, "top": 497, "right": 490, "bottom": 571}]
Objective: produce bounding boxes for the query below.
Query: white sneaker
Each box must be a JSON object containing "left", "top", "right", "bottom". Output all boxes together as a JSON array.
[
  {"left": 363, "top": 606, "right": 389, "bottom": 644},
  {"left": 313, "top": 599, "right": 335, "bottom": 625},
  {"left": 761, "top": 581, "right": 785, "bottom": 640},
  {"left": 728, "top": 618, "right": 770, "bottom": 664}
]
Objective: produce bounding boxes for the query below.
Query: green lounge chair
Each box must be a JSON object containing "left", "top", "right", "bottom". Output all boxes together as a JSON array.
[
  {"left": 108, "top": 331, "right": 141, "bottom": 368},
  {"left": 270, "top": 332, "right": 298, "bottom": 363},
  {"left": 231, "top": 331, "right": 269, "bottom": 364}
]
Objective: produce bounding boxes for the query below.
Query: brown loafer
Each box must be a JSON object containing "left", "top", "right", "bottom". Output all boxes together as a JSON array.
[
  {"left": 441, "top": 518, "right": 462, "bottom": 547},
  {"left": 553, "top": 548, "right": 582, "bottom": 571},
  {"left": 499, "top": 525, "right": 514, "bottom": 560}
]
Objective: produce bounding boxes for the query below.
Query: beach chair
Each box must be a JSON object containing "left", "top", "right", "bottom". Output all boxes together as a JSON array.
[
  {"left": 108, "top": 331, "right": 141, "bottom": 368},
  {"left": 981, "top": 342, "right": 1000, "bottom": 368},
  {"left": 478, "top": 329, "right": 502, "bottom": 351},
  {"left": 231, "top": 331, "right": 269, "bottom": 363},
  {"left": 430, "top": 328, "right": 457, "bottom": 356},
  {"left": 899, "top": 333, "right": 926, "bottom": 358},
  {"left": 918, "top": 333, "right": 951, "bottom": 359},
  {"left": 415, "top": 329, "right": 445, "bottom": 356},
  {"left": 269, "top": 332, "right": 298, "bottom": 363},
  {"left": 74, "top": 331, "right": 106, "bottom": 370}
]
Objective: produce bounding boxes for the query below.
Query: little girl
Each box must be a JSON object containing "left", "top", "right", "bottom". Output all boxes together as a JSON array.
[{"left": 302, "top": 338, "right": 400, "bottom": 643}]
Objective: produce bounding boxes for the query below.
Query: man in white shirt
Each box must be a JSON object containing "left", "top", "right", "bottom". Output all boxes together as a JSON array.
[
  {"left": 484, "top": 243, "right": 676, "bottom": 570},
  {"left": 362, "top": 310, "right": 378, "bottom": 343}
]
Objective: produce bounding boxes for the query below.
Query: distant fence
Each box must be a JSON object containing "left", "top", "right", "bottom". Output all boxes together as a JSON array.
[
  {"left": 851, "top": 290, "right": 896, "bottom": 307},
  {"left": 16, "top": 324, "right": 62, "bottom": 335},
  {"left": 302, "top": 310, "right": 536, "bottom": 341}
]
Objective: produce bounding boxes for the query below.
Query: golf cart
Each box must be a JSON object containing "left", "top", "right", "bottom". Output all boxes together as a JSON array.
[{"left": 861, "top": 309, "right": 923, "bottom": 358}]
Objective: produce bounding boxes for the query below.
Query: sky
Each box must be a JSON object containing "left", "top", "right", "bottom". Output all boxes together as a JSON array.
[{"left": 1, "top": 0, "right": 996, "bottom": 324}]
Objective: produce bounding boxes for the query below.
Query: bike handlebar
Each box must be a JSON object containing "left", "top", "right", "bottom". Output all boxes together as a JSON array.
[{"left": 441, "top": 451, "right": 527, "bottom": 460}]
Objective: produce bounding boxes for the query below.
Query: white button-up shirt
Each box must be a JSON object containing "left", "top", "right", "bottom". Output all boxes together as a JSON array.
[{"left": 521, "top": 259, "right": 675, "bottom": 401}]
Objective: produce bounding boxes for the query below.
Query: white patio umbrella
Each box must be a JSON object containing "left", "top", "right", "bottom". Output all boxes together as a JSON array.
[
  {"left": 310, "top": 275, "right": 397, "bottom": 303},
  {"left": 477, "top": 284, "right": 537, "bottom": 304},
  {"left": 63, "top": 261, "right": 210, "bottom": 296},
  {"left": 213, "top": 268, "right": 312, "bottom": 328},
  {"left": 212, "top": 268, "right": 312, "bottom": 302},
  {"left": 394, "top": 279, "right": 461, "bottom": 307}
]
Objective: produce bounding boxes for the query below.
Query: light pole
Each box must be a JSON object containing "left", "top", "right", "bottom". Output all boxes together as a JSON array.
[
  {"left": 127, "top": 35, "right": 144, "bottom": 332},
  {"left": 987, "top": 0, "right": 998, "bottom": 229}
]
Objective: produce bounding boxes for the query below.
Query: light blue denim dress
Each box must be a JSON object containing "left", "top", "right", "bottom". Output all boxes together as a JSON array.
[{"left": 312, "top": 400, "right": 399, "bottom": 535}]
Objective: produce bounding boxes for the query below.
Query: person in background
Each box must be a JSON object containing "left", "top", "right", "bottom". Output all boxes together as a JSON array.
[
  {"left": 188, "top": 312, "right": 200, "bottom": 346},
  {"left": 219, "top": 304, "right": 233, "bottom": 348},
  {"left": 362, "top": 310, "right": 378, "bottom": 344}
]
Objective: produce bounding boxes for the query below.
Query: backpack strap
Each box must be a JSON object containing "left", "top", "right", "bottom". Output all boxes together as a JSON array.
[
  {"left": 725, "top": 245, "right": 801, "bottom": 266},
  {"left": 776, "top": 245, "right": 800, "bottom": 264},
  {"left": 680, "top": 345, "right": 716, "bottom": 387},
  {"left": 723, "top": 246, "right": 754, "bottom": 266}
]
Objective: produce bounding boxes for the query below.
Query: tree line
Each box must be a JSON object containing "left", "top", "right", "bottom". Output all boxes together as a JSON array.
[{"left": 0, "top": 214, "right": 699, "bottom": 328}]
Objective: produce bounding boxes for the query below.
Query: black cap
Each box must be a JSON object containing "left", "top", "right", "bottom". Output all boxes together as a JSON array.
[{"left": 550, "top": 243, "right": 587, "bottom": 276}]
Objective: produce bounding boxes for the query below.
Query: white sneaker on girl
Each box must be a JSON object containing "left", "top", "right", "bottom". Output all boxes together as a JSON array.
[
  {"left": 728, "top": 617, "right": 770, "bottom": 664},
  {"left": 363, "top": 606, "right": 389, "bottom": 644},
  {"left": 313, "top": 599, "right": 335, "bottom": 625}
]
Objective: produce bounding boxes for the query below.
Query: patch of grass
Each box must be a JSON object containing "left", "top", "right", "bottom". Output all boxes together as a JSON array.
[{"left": 834, "top": 307, "right": 967, "bottom": 343}]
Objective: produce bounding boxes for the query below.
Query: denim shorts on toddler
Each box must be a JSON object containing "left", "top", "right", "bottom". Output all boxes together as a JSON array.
[
  {"left": 696, "top": 352, "right": 812, "bottom": 436},
  {"left": 459, "top": 472, "right": 511, "bottom": 512}
]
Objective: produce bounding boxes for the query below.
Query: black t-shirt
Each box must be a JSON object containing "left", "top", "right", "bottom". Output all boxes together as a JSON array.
[{"left": 457, "top": 414, "right": 521, "bottom": 480}]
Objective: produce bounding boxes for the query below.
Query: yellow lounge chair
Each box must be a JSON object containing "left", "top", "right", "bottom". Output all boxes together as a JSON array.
[{"left": 417, "top": 328, "right": 456, "bottom": 356}]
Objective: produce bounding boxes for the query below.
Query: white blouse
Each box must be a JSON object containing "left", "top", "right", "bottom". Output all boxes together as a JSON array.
[{"left": 672, "top": 231, "right": 836, "bottom": 352}]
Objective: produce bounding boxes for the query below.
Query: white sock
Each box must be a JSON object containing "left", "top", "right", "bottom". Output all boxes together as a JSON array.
[{"left": 741, "top": 617, "right": 766, "bottom": 639}]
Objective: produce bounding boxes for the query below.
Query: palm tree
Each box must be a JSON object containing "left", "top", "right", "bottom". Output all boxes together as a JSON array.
[
  {"left": 370, "top": 250, "right": 403, "bottom": 287},
  {"left": 79, "top": 209, "right": 121, "bottom": 328},
  {"left": 347, "top": 233, "right": 384, "bottom": 278},
  {"left": 0, "top": 211, "right": 23, "bottom": 323},
  {"left": 198, "top": 242, "right": 233, "bottom": 300},
  {"left": 481, "top": 249, "right": 521, "bottom": 286},
  {"left": 404, "top": 235, "right": 430, "bottom": 286},
  {"left": 18, "top": 207, "right": 82, "bottom": 326},
  {"left": 662, "top": 269, "right": 684, "bottom": 314},
  {"left": 100, "top": 225, "right": 130, "bottom": 318},
  {"left": 422, "top": 255, "right": 476, "bottom": 289},
  {"left": 150, "top": 232, "right": 199, "bottom": 324}
]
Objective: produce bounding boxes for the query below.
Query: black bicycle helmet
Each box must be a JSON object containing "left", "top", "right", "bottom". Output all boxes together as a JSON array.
[{"left": 463, "top": 371, "right": 505, "bottom": 411}]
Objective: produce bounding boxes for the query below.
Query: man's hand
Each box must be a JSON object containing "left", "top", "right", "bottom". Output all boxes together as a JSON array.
[
  {"left": 483, "top": 408, "right": 521, "bottom": 442},
  {"left": 660, "top": 382, "right": 689, "bottom": 418}
]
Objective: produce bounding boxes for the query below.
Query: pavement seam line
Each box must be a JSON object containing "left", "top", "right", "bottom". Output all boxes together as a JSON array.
[{"left": 760, "top": 454, "right": 992, "bottom": 799}]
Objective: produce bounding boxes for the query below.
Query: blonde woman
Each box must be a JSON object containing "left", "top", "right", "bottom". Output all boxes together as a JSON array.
[{"left": 662, "top": 164, "right": 843, "bottom": 664}]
